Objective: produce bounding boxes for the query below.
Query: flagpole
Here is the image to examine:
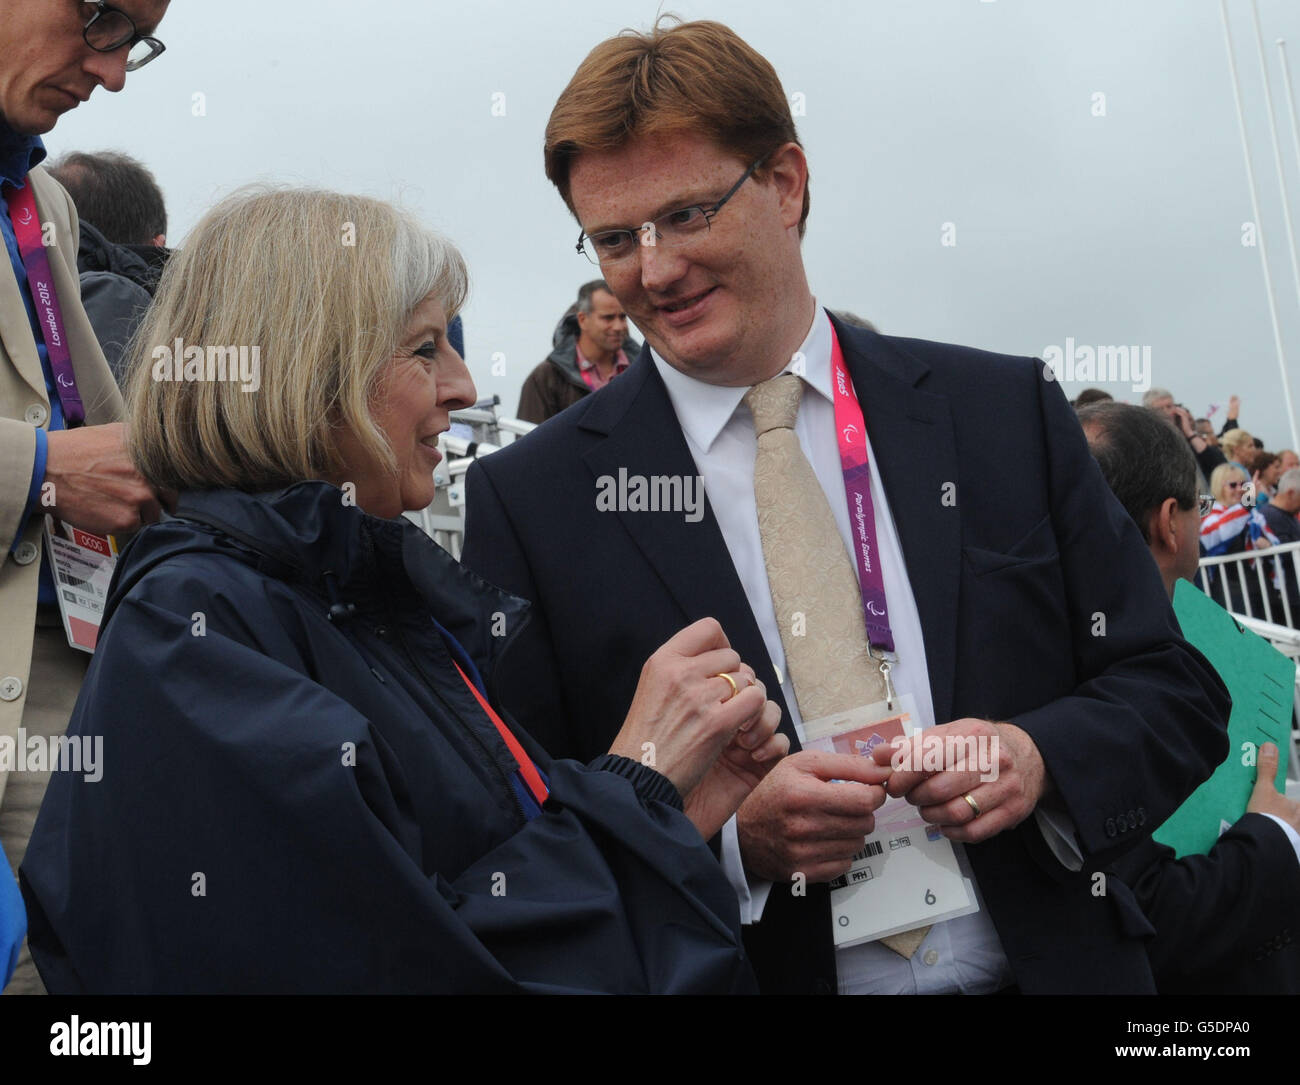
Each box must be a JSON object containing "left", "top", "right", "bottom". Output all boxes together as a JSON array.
[
  {"left": 1221, "top": 0, "right": 1298, "bottom": 449},
  {"left": 1248, "top": 1, "right": 1300, "bottom": 449}
]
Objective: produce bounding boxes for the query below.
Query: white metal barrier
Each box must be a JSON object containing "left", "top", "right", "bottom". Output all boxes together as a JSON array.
[
  {"left": 403, "top": 395, "right": 536, "bottom": 560},
  {"left": 1195, "top": 539, "right": 1300, "bottom": 628}
]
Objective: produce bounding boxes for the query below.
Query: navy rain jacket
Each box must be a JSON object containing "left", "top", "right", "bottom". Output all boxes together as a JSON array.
[{"left": 20, "top": 483, "right": 755, "bottom": 994}]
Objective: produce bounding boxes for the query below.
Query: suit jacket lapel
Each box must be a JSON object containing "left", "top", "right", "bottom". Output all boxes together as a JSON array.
[
  {"left": 579, "top": 351, "right": 801, "bottom": 746},
  {"left": 833, "top": 316, "right": 962, "bottom": 727}
]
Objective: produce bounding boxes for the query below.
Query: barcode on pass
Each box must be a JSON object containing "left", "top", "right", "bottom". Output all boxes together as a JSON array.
[
  {"left": 853, "top": 840, "right": 883, "bottom": 861},
  {"left": 63, "top": 574, "right": 92, "bottom": 591}
]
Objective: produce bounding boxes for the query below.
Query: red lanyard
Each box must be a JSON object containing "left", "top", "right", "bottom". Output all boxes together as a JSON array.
[
  {"left": 452, "top": 661, "right": 550, "bottom": 808},
  {"left": 3, "top": 181, "right": 84, "bottom": 425}
]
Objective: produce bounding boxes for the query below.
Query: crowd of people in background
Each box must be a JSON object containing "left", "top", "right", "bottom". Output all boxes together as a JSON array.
[{"left": 1073, "top": 386, "right": 1300, "bottom": 627}]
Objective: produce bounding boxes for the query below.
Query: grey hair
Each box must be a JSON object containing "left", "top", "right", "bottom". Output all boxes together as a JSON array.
[
  {"left": 1278, "top": 468, "right": 1300, "bottom": 496},
  {"left": 1079, "top": 401, "right": 1197, "bottom": 542},
  {"left": 392, "top": 206, "right": 469, "bottom": 331},
  {"left": 1142, "top": 387, "right": 1174, "bottom": 407}
]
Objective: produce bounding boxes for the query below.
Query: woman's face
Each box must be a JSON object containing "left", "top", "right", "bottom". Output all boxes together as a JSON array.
[
  {"left": 336, "top": 292, "right": 476, "bottom": 518},
  {"left": 1218, "top": 470, "right": 1247, "bottom": 506}
]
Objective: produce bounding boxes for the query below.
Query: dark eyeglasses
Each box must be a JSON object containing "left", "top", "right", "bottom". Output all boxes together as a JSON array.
[
  {"left": 576, "top": 155, "right": 768, "bottom": 265},
  {"left": 83, "top": 2, "right": 166, "bottom": 72}
]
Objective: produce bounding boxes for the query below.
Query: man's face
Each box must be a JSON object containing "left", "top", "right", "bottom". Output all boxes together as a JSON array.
[
  {"left": 576, "top": 289, "right": 628, "bottom": 354},
  {"left": 1280, "top": 451, "right": 1300, "bottom": 472},
  {"left": 568, "top": 131, "right": 805, "bottom": 386},
  {"left": 0, "top": 0, "right": 169, "bottom": 135},
  {"left": 1150, "top": 395, "right": 1176, "bottom": 421},
  {"left": 1195, "top": 421, "right": 1217, "bottom": 446}
]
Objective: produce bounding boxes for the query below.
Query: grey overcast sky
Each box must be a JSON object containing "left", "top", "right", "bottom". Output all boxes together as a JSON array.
[{"left": 43, "top": 0, "right": 1300, "bottom": 446}]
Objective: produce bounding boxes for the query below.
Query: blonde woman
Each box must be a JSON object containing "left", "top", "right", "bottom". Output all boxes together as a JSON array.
[
  {"left": 1201, "top": 463, "right": 1252, "bottom": 555},
  {"left": 1220, "top": 428, "right": 1255, "bottom": 471},
  {"left": 19, "top": 188, "right": 787, "bottom": 994}
]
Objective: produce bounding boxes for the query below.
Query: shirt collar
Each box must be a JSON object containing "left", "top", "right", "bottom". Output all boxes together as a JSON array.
[
  {"left": 650, "top": 302, "right": 832, "bottom": 453},
  {"left": 0, "top": 117, "right": 46, "bottom": 190},
  {"left": 576, "top": 345, "right": 630, "bottom": 372}
]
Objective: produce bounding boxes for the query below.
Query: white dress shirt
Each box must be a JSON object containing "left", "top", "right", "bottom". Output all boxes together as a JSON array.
[{"left": 651, "top": 304, "right": 1021, "bottom": 993}]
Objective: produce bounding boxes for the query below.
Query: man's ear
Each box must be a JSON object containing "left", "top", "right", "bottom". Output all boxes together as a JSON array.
[
  {"left": 1147, "top": 498, "right": 1179, "bottom": 557},
  {"left": 764, "top": 142, "right": 808, "bottom": 232}
]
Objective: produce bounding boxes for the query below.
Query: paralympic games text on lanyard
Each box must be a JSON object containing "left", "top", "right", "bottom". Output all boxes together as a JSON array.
[
  {"left": 828, "top": 324, "right": 898, "bottom": 704},
  {"left": 3, "top": 181, "right": 85, "bottom": 426}
]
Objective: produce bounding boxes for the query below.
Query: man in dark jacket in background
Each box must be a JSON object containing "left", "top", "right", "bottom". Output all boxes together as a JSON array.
[
  {"left": 1080, "top": 400, "right": 1300, "bottom": 993},
  {"left": 517, "top": 279, "right": 639, "bottom": 424},
  {"left": 47, "top": 150, "right": 170, "bottom": 386}
]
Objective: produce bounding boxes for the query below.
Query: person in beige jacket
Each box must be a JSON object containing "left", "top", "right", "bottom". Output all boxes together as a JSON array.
[{"left": 0, "top": 0, "right": 171, "bottom": 993}]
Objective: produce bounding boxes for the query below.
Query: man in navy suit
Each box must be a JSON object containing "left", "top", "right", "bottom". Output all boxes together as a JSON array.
[
  {"left": 461, "top": 18, "right": 1231, "bottom": 994},
  {"left": 1081, "top": 400, "right": 1300, "bottom": 994}
]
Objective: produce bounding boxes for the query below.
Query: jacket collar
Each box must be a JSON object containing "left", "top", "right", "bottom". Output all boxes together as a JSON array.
[
  {"left": 113, "top": 482, "right": 530, "bottom": 679},
  {"left": 0, "top": 119, "right": 43, "bottom": 188}
]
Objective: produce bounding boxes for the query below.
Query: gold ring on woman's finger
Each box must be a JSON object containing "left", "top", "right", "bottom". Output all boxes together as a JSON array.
[{"left": 713, "top": 672, "right": 739, "bottom": 701}]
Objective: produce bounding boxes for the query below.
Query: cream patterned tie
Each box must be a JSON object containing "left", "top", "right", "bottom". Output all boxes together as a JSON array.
[{"left": 745, "top": 373, "right": 928, "bottom": 959}]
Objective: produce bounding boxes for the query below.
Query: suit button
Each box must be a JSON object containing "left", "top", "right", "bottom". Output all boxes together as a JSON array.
[
  {"left": 1105, "top": 817, "right": 1116, "bottom": 838},
  {"left": 922, "top": 949, "right": 939, "bottom": 966},
  {"left": 12, "top": 541, "right": 38, "bottom": 565},
  {"left": 0, "top": 676, "right": 22, "bottom": 701},
  {"left": 24, "top": 403, "right": 48, "bottom": 426}
]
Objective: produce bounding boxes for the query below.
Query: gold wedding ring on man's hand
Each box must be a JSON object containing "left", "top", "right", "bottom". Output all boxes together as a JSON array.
[{"left": 963, "top": 793, "right": 982, "bottom": 819}]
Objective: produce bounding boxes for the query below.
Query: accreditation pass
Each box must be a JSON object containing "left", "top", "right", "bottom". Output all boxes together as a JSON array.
[
  {"left": 43, "top": 515, "right": 117, "bottom": 653},
  {"left": 802, "top": 696, "right": 979, "bottom": 948}
]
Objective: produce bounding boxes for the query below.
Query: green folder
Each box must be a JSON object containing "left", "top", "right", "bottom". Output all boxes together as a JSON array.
[{"left": 1152, "top": 580, "right": 1296, "bottom": 858}]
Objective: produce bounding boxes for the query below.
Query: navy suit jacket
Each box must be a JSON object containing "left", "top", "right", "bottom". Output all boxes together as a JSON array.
[
  {"left": 462, "top": 317, "right": 1231, "bottom": 994},
  {"left": 1111, "top": 813, "right": 1300, "bottom": 993}
]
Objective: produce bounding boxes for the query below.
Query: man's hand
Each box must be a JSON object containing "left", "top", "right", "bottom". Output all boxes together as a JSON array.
[
  {"left": 736, "top": 750, "right": 889, "bottom": 882},
  {"left": 1228, "top": 394, "right": 1241, "bottom": 421},
  {"left": 684, "top": 698, "right": 789, "bottom": 840},
  {"left": 1246, "top": 742, "right": 1300, "bottom": 832},
  {"left": 1171, "top": 404, "right": 1196, "bottom": 439},
  {"left": 45, "top": 423, "right": 162, "bottom": 536},
  {"left": 871, "top": 718, "right": 1048, "bottom": 844}
]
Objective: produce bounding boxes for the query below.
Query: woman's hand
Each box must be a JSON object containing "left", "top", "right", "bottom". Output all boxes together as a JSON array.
[
  {"left": 607, "top": 618, "right": 776, "bottom": 803},
  {"left": 683, "top": 697, "right": 788, "bottom": 840}
]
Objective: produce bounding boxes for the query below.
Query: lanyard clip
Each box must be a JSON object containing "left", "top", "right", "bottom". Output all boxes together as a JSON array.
[{"left": 869, "top": 644, "right": 898, "bottom": 709}]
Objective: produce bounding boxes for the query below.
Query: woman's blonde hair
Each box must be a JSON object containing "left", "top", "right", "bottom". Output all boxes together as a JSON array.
[
  {"left": 125, "top": 187, "right": 468, "bottom": 493},
  {"left": 1220, "top": 428, "right": 1254, "bottom": 455},
  {"left": 1209, "top": 462, "right": 1247, "bottom": 504}
]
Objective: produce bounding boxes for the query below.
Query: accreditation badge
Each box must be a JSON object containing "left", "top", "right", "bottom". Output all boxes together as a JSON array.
[
  {"left": 802, "top": 697, "right": 980, "bottom": 948},
  {"left": 43, "top": 515, "right": 118, "bottom": 653}
]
